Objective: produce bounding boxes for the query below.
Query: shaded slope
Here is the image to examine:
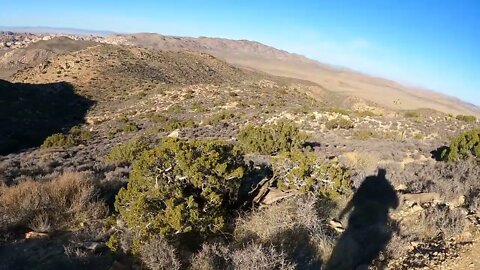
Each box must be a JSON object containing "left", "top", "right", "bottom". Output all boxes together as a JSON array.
[{"left": 0, "top": 79, "right": 94, "bottom": 155}]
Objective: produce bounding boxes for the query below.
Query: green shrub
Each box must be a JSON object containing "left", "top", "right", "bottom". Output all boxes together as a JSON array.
[
  {"left": 353, "top": 110, "right": 377, "bottom": 117},
  {"left": 237, "top": 120, "right": 308, "bottom": 155},
  {"left": 382, "top": 131, "right": 403, "bottom": 141},
  {"left": 105, "top": 136, "right": 150, "bottom": 165},
  {"left": 273, "top": 151, "right": 352, "bottom": 199},
  {"left": 455, "top": 115, "right": 477, "bottom": 123},
  {"left": 114, "top": 138, "right": 246, "bottom": 247},
  {"left": 122, "top": 122, "right": 140, "bottom": 132},
  {"left": 413, "top": 133, "right": 425, "bottom": 140},
  {"left": 440, "top": 128, "right": 480, "bottom": 161},
  {"left": 206, "top": 111, "right": 235, "bottom": 125},
  {"left": 41, "top": 133, "right": 76, "bottom": 148},
  {"left": 41, "top": 126, "right": 93, "bottom": 149},
  {"left": 404, "top": 111, "right": 420, "bottom": 118},
  {"left": 148, "top": 114, "right": 197, "bottom": 132},
  {"left": 353, "top": 130, "right": 377, "bottom": 140},
  {"left": 191, "top": 102, "right": 208, "bottom": 113},
  {"left": 328, "top": 108, "right": 350, "bottom": 115},
  {"left": 325, "top": 117, "right": 354, "bottom": 130},
  {"left": 69, "top": 125, "right": 93, "bottom": 141}
]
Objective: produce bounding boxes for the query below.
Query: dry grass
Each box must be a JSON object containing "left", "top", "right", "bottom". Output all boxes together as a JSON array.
[
  {"left": 191, "top": 242, "right": 296, "bottom": 270},
  {"left": 140, "top": 236, "right": 181, "bottom": 270},
  {"left": 340, "top": 151, "right": 379, "bottom": 173},
  {"left": 391, "top": 161, "right": 480, "bottom": 211},
  {"left": 231, "top": 243, "right": 296, "bottom": 270},
  {"left": 191, "top": 243, "right": 231, "bottom": 270},
  {"left": 0, "top": 171, "right": 107, "bottom": 233},
  {"left": 385, "top": 232, "right": 414, "bottom": 260},
  {"left": 421, "top": 207, "right": 467, "bottom": 240},
  {"left": 234, "top": 196, "right": 338, "bottom": 264}
]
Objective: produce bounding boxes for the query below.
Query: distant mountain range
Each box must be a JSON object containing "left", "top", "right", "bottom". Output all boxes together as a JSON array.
[
  {"left": 112, "top": 32, "right": 480, "bottom": 116},
  {"left": 1, "top": 26, "right": 479, "bottom": 116},
  {"left": 0, "top": 26, "right": 115, "bottom": 36}
]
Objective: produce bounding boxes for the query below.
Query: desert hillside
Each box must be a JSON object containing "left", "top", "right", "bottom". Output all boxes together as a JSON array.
[
  {"left": 112, "top": 33, "right": 480, "bottom": 117},
  {"left": 0, "top": 36, "right": 97, "bottom": 78},
  {"left": 0, "top": 32, "right": 479, "bottom": 270},
  {"left": 2, "top": 31, "right": 479, "bottom": 117}
]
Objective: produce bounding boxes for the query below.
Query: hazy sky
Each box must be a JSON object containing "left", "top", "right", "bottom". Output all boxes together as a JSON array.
[{"left": 1, "top": 0, "right": 479, "bottom": 105}]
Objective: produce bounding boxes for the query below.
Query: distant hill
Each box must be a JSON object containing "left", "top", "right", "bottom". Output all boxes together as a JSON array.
[
  {"left": 113, "top": 33, "right": 480, "bottom": 116},
  {"left": 0, "top": 26, "right": 115, "bottom": 36},
  {"left": 11, "top": 44, "right": 250, "bottom": 103},
  {"left": 2, "top": 28, "right": 479, "bottom": 116},
  {"left": 10, "top": 43, "right": 333, "bottom": 131},
  {"left": 0, "top": 37, "right": 97, "bottom": 78}
]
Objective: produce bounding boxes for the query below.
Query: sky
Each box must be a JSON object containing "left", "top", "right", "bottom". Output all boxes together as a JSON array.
[{"left": 1, "top": 0, "right": 479, "bottom": 105}]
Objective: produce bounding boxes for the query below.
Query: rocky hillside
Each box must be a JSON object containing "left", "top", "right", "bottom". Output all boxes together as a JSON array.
[
  {"left": 111, "top": 33, "right": 480, "bottom": 117},
  {"left": 3, "top": 31, "right": 479, "bottom": 117},
  {"left": 1, "top": 34, "right": 480, "bottom": 270},
  {"left": 0, "top": 36, "right": 97, "bottom": 78}
]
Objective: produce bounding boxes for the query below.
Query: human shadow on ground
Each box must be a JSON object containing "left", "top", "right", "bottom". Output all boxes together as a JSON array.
[
  {"left": 325, "top": 169, "right": 399, "bottom": 270},
  {"left": 0, "top": 235, "right": 114, "bottom": 270},
  {"left": 0, "top": 79, "right": 94, "bottom": 155}
]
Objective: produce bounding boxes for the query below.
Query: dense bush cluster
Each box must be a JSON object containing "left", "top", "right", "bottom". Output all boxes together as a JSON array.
[
  {"left": 113, "top": 138, "right": 246, "bottom": 250},
  {"left": 273, "top": 151, "right": 352, "bottom": 199},
  {"left": 404, "top": 111, "right": 420, "bottom": 118},
  {"left": 455, "top": 114, "right": 477, "bottom": 123},
  {"left": 325, "top": 117, "right": 354, "bottom": 130},
  {"left": 237, "top": 120, "right": 308, "bottom": 155},
  {"left": 41, "top": 125, "right": 93, "bottom": 149},
  {"left": 148, "top": 114, "right": 197, "bottom": 132},
  {"left": 440, "top": 128, "right": 480, "bottom": 161},
  {"left": 41, "top": 133, "right": 76, "bottom": 148}
]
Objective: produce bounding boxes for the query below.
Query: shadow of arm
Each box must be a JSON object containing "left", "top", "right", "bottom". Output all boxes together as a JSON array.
[{"left": 337, "top": 196, "right": 354, "bottom": 220}]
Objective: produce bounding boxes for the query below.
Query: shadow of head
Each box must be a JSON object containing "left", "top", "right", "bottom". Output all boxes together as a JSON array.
[
  {"left": 0, "top": 79, "right": 94, "bottom": 155},
  {"left": 430, "top": 145, "right": 449, "bottom": 161},
  {"left": 352, "top": 168, "right": 399, "bottom": 211},
  {"left": 325, "top": 169, "right": 399, "bottom": 270}
]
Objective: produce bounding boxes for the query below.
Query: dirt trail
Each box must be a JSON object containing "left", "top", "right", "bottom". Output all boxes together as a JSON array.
[{"left": 439, "top": 240, "right": 479, "bottom": 269}]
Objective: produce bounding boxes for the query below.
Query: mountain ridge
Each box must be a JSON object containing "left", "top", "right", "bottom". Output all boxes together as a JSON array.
[
  {"left": 1, "top": 26, "right": 479, "bottom": 116},
  {"left": 111, "top": 32, "right": 480, "bottom": 116}
]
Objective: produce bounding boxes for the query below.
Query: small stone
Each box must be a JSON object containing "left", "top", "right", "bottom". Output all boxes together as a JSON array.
[
  {"left": 167, "top": 129, "right": 180, "bottom": 138},
  {"left": 116, "top": 218, "right": 125, "bottom": 227},
  {"left": 395, "top": 184, "right": 408, "bottom": 191},
  {"left": 25, "top": 231, "right": 49, "bottom": 239},
  {"left": 411, "top": 204, "right": 423, "bottom": 212}
]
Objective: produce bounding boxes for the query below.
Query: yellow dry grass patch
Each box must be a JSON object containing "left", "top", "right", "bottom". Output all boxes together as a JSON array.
[
  {"left": 0, "top": 171, "right": 107, "bottom": 233},
  {"left": 341, "top": 151, "right": 380, "bottom": 172}
]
